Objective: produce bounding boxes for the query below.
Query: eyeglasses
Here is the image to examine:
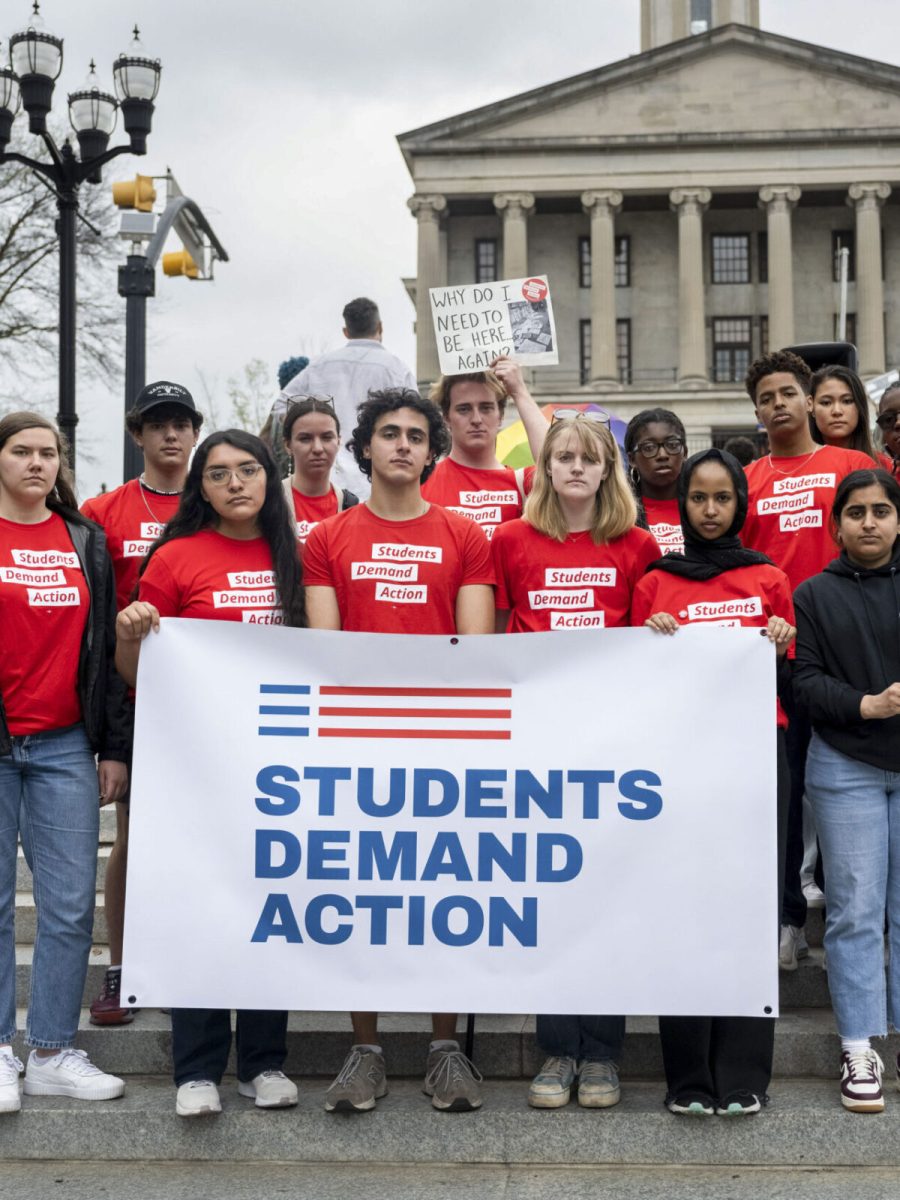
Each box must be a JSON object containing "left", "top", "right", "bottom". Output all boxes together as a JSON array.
[
  {"left": 551, "top": 409, "right": 611, "bottom": 426},
  {"left": 875, "top": 410, "right": 900, "bottom": 431},
  {"left": 202, "top": 463, "right": 265, "bottom": 486},
  {"left": 634, "top": 437, "right": 686, "bottom": 459}
]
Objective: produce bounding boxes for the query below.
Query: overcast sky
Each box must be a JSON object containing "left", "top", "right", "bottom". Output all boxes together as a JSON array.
[{"left": 4, "top": 0, "right": 899, "bottom": 494}]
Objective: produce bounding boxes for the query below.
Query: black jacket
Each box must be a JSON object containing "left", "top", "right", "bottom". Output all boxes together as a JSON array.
[
  {"left": 0, "top": 511, "right": 131, "bottom": 761},
  {"left": 793, "top": 540, "right": 900, "bottom": 772}
]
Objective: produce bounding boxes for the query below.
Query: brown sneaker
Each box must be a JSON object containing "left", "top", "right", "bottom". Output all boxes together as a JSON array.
[{"left": 89, "top": 968, "right": 134, "bottom": 1026}]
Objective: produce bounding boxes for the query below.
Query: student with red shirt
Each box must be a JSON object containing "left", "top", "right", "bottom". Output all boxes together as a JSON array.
[
  {"left": 742, "top": 350, "right": 873, "bottom": 971},
  {"left": 0, "top": 412, "right": 129, "bottom": 1113},
  {"left": 492, "top": 412, "right": 655, "bottom": 1113},
  {"left": 422, "top": 356, "right": 545, "bottom": 541},
  {"left": 305, "top": 388, "right": 493, "bottom": 1114},
  {"left": 624, "top": 408, "right": 688, "bottom": 555},
  {"left": 115, "top": 430, "right": 304, "bottom": 1119},
  {"left": 282, "top": 396, "right": 358, "bottom": 545},
  {"left": 633, "top": 448, "right": 795, "bottom": 1116},
  {"left": 493, "top": 414, "right": 659, "bottom": 636},
  {"left": 80, "top": 380, "right": 202, "bottom": 1027},
  {"left": 809, "top": 365, "right": 880, "bottom": 463},
  {"left": 876, "top": 383, "right": 900, "bottom": 479}
]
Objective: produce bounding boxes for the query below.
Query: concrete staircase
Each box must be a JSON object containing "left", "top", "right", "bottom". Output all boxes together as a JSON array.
[{"left": 5, "top": 810, "right": 899, "bottom": 1197}]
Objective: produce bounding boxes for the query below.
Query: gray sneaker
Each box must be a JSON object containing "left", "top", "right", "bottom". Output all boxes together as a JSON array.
[
  {"left": 528, "top": 1055, "right": 577, "bottom": 1108},
  {"left": 324, "top": 1047, "right": 387, "bottom": 1112},
  {"left": 423, "top": 1042, "right": 483, "bottom": 1111},
  {"left": 577, "top": 1059, "right": 620, "bottom": 1108}
]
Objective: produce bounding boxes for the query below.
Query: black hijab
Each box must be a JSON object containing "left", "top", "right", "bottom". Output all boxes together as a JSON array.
[{"left": 646, "top": 447, "right": 773, "bottom": 580}]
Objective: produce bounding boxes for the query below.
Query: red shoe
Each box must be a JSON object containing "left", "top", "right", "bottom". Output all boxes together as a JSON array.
[{"left": 89, "top": 968, "right": 134, "bottom": 1026}]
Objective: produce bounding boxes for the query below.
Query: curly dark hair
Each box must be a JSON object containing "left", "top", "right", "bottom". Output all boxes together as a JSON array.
[
  {"left": 744, "top": 350, "right": 812, "bottom": 404},
  {"left": 348, "top": 388, "right": 449, "bottom": 483},
  {"left": 138, "top": 429, "right": 305, "bottom": 627}
]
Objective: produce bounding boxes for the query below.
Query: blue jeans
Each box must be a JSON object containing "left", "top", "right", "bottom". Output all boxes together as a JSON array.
[
  {"left": 0, "top": 725, "right": 99, "bottom": 1048},
  {"left": 806, "top": 733, "right": 900, "bottom": 1039},
  {"left": 536, "top": 1014, "right": 625, "bottom": 1062}
]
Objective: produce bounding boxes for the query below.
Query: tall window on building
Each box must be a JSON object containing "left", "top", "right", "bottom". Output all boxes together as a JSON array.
[
  {"left": 713, "top": 318, "right": 752, "bottom": 382},
  {"left": 760, "top": 315, "right": 769, "bottom": 356},
  {"left": 578, "top": 236, "right": 631, "bottom": 288},
  {"left": 579, "top": 319, "right": 591, "bottom": 384},
  {"left": 475, "top": 239, "right": 498, "bottom": 284},
  {"left": 831, "top": 230, "right": 855, "bottom": 282},
  {"left": 833, "top": 312, "right": 857, "bottom": 344},
  {"left": 757, "top": 231, "right": 768, "bottom": 283},
  {"left": 711, "top": 235, "right": 750, "bottom": 284},
  {"left": 616, "top": 319, "right": 632, "bottom": 384}
]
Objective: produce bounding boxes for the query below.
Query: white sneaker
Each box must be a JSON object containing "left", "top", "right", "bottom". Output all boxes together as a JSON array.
[
  {"left": 23, "top": 1049, "right": 124, "bottom": 1101},
  {"left": 778, "top": 924, "right": 809, "bottom": 972},
  {"left": 802, "top": 881, "right": 826, "bottom": 909},
  {"left": 238, "top": 1069, "right": 298, "bottom": 1108},
  {"left": 175, "top": 1079, "right": 222, "bottom": 1117},
  {"left": 0, "top": 1049, "right": 23, "bottom": 1113}
]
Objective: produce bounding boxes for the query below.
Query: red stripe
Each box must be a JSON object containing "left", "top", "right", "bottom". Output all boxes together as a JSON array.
[
  {"left": 318, "top": 728, "right": 511, "bottom": 740},
  {"left": 319, "top": 686, "right": 511, "bottom": 697},
  {"left": 319, "top": 706, "right": 511, "bottom": 719}
]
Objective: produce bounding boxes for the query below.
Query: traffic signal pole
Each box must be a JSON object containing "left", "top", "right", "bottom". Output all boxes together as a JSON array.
[{"left": 118, "top": 253, "right": 156, "bottom": 479}]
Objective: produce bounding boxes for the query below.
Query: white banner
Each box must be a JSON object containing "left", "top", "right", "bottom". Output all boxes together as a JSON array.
[
  {"left": 429, "top": 275, "right": 559, "bottom": 373},
  {"left": 123, "top": 621, "right": 778, "bottom": 1017}
]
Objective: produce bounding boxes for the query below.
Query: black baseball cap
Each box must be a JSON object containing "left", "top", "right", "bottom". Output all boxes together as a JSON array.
[{"left": 134, "top": 380, "right": 197, "bottom": 416}]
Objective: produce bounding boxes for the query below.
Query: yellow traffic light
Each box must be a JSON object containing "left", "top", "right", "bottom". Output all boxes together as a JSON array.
[
  {"left": 112, "top": 175, "right": 157, "bottom": 212},
  {"left": 162, "top": 249, "right": 199, "bottom": 279}
]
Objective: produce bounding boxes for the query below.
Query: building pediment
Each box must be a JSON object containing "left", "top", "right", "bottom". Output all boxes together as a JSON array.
[{"left": 398, "top": 24, "right": 900, "bottom": 160}]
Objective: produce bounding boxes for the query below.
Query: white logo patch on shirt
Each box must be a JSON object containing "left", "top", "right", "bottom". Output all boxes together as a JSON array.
[
  {"left": 370, "top": 543, "right": 443, "bottom": 563},
  {"left": 227, "top": 570, "right": 276, "bottom": 588},
  {"left": 685, "top": 597, "right": 763, "bottom": 621},
  {"left": 772, "top": 474, "right": 836, "bottom": 495},
  {"left": 123, "top": 539, "right": 154, "bottom": 558},
  {"left": 757, "top": 490, "right": 815, "bottom": 516},
  {"left": 549, "top": 611, "right": 605, "bottom": 630},
  {"left": 780, "top": 510, "right": 823, "bottom": 532},
  {"left": 457, "top": 490, "right": 517, "bottom": 506},
  {"left": 27, "top": 586, "right": 80, "bottom": 607},
  {"left": 544, "top": 567, "right": 616, "bottom": 587},
  {"left": 0, "top": 566, "right": 66, "bottom": 586},
  {"left": 212, "top": 588, "right": 279, "bottom": 608},
  {"left": 374, "top": 582, "right": 428, "bottom": 604},
  {"left": 351, "top": 561, "right": 420, "bottom": 582},
  {"left": 528, "top": 588, "right": 593, "bottom": 610},
  {"left": 11, "top": 549, "right": 78, "bottom": 568}
]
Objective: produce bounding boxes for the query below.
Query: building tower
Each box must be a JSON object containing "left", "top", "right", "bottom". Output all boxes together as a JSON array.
[{"left": 641, "top": 0, "right": 760, "bottom": 50}]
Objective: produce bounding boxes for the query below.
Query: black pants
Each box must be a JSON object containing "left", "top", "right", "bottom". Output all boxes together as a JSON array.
[
  {"left": 171, "top": 1008, "right": 288, "bottom": 1086},
  {"left": 658, "top": 1015, "right": 774, "bottom": 1101},
  {"left": 782, "top": 711, "right": 812, "bottom": 928}
]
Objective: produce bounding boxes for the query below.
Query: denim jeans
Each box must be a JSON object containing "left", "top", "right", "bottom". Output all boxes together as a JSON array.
[
  {"left": 536, "top": 1014, "right": 625, "bottom": 1062},
  {"left": 0, "top": 725, "right": 99, "bottom": 1048},
  {"left": 806, "top": 733, "right": 900, "bottom": 1039}
]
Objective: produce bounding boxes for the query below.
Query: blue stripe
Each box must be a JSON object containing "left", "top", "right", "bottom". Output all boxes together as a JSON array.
[
  {"left": 259, "top": 705, "right": 310, "bottom": 716},
  {"left": 258, "top": 727, "right": 310, "bottom": 737},
  {"left": 259, "top": 684, "right": 310, "bottom": 694}
]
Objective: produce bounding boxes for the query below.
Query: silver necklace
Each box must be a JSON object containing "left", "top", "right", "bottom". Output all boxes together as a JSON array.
[
  {"left": 766, "top": 445, "right": 821, "bottom": 475},
  {"left": 139, "top": 477, "right": 181, "bottom": 525}
]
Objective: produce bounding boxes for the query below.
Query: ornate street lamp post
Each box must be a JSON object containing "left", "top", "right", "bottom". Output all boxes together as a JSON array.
[{"left": 0, "top": 5, "right": 161, "bottom": 468}]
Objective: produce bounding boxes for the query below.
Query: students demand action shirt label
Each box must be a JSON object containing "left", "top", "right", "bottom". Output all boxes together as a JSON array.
[
  {"left": 0, "top": 512, "right": 89, "bottom": 734},
  {"left": 422, "top": 459, "right": 535, "bottom": 541},
  {"left": 81, "top": 478, "right": 182, "bottom": 611},
  {"left": 491, "top": 520, "right": 660, "bottom": 632},
  {"left": 641, "top": 496, "right": 684, "bottom": 553},
  {"left": 290, "top": 486, "right": 339, "bottom": 545},
  {"left": 138, "top": 529, "right": 284, "bottom": 624},
  {"left": 742, "top": 446, "right": 873, "bottom": 591},
  {"left": 303, "top": 503, "right": 494, "bottom": 633}
]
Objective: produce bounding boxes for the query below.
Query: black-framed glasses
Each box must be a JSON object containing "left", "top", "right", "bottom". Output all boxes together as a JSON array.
[
  {"left": 202, "top": 463, "right": 265, "bottom": 487},
  {"left": 875, "top": 410, "right": 900, "bottom": 431},
  {"left": 634, "top": 437, "right": 686, "bottom": 459},
  {"left": 551, "top": 408, "right": 611, "bottom": 427}
]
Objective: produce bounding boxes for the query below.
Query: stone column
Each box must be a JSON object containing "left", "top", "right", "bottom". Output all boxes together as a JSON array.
[
  {"left": 669, "top": 188, "right": 711, "bottom": 384},
  {"left": 848, "top": 182, "right": 891, "bottom": 376},
  {"left": 758, "top": 185, "right": 801, "bottom": 351},
  {"left": 407, "top": 193, "right": 447, "bottom": 385},
  {"left": 581, "top": 189, "right": 623, "bottom": 387},
  {"left": 493, "top": 191, "right": 535, "bottom": 279}
]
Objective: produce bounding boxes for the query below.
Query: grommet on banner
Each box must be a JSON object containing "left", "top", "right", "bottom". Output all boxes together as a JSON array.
[
  {"left": 128, "top": 994, "right": 137, "bottom": 1005},
  {"left": 764, "top": 1005, "right": 772, "bottom": 1014},
  {"left": 450, "top": 637, "right": 459, "bottom": 645}
]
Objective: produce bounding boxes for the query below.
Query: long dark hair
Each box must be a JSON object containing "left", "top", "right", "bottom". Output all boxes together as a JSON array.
[
  {"left": 832, "top": 468, "right": 900, "bottom": 530},
  {"left": 139, "top": 429, "right": 305, "bottom": 627},
  {"left": 0, "top": 411, "right": 79, "bottom": 515},
  {"left": 810, "top": 365, "right": 878, "bottom": 460}
]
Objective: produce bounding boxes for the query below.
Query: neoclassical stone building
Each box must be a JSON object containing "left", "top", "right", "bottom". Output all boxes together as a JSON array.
[{"left": 398, "top": 1, "right": 900, "bottom": 447}]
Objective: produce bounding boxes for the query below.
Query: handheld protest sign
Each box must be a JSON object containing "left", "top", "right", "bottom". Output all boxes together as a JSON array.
[{"left": 429, "top": 276, "right": 559, "bottom": 374}]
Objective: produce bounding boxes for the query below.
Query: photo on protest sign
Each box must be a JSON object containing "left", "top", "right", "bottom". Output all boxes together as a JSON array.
[{"left": 429, "top": 276, "right": 559, "bottom": 375}]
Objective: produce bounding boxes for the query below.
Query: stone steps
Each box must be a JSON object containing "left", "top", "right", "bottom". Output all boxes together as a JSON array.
[
  {"left": 15, "top": 845, "right": 111, "bottom": 892},
  {"left": 11, "top": 1005, "right": 888, "bottom": 1081},
  {"left": 1, "top": 1077, "right": 898, "bottom": 1167},
  {"left": 15, "top": 893, "right": 107, "bottom": 944}
]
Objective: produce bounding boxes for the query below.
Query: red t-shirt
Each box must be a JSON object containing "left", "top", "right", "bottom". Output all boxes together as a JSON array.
[
  {"left": 81, "top": 479, "right": 181, "bottom": 611},
  {"left": 742, "top": 445, "right": 873, "bottom": 591},
  {"left": 290, "top": 486, "right": 338, "bottom": 546},
  {"left": 0, "top": 512, "right": 89, "bottom": 734},
  {"left": 138, "top": 529, "right": 284, "bottom": 625},
  {"left": 642, "top": 496, "right": 684, "bottom": 554},
  {"left": 422, "top": 460, "right": 535, "bottom": 542},
  {"left": 303, "top": 503, "right": 494, "bottom": 634},
  {"left": 631, "top": 563, "right": 795, "bottom": 728},
  {"left": 491, "top": 519, "right": 660, "bottom": 632}
]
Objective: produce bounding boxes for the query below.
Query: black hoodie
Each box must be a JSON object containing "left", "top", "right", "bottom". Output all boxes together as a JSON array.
[{"left": 793, "top": 539, "right": 900, "bottom": 771}]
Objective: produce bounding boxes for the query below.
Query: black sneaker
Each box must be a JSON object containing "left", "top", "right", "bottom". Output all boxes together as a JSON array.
[
  {"left": 716, "top": 1090, "right": 766, "bottom": 1116},
  {"left": 665, "top": 1090, "right": 714, "bottom": 1116}
]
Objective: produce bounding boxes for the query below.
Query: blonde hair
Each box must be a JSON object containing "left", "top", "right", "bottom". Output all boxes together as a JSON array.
[{"left": 524, "top": 418, "right": 637, "bottom": 544}]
